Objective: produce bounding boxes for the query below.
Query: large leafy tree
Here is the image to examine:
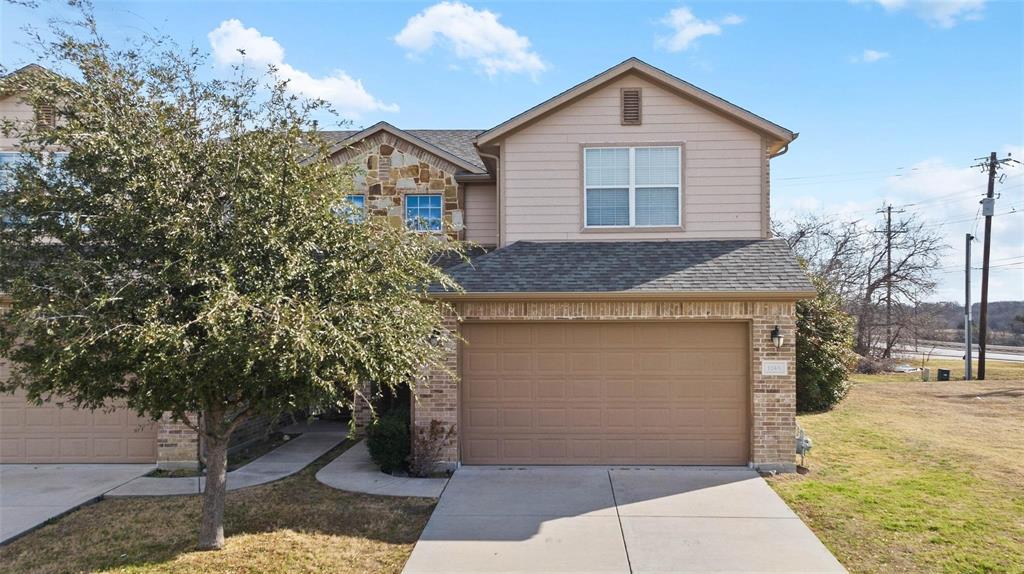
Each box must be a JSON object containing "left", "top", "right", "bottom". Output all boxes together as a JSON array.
[{"left": 0, "top": 9, "right": 461, "bottom": 550}]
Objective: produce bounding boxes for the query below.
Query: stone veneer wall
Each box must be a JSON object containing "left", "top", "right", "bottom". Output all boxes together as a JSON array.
[
  {"left": 411, "top": 300, "right": 798, "bottom": 472},
  {"left": 330, "top": 133, "right": 463, "bottom": 240}
]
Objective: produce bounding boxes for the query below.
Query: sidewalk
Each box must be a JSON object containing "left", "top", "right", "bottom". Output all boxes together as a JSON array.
[
  {"left": 106, "top": 421, "right": 346, "bottom": 497},
  {"left": 316, "top": 440, "right": 448, "bottom": 498}
]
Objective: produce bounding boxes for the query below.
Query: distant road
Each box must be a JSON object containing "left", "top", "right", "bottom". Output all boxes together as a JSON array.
[{"left": 896, "top": 342, "right": 1024, "bottom": 363}]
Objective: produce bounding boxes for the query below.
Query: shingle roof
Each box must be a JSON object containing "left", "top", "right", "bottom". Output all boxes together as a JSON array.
[
  {"left": 433, "top": 240, "right": 814, "bottom": 294},
  {"left": 322, "top": 128, "right": 486, "bottom": 171}
]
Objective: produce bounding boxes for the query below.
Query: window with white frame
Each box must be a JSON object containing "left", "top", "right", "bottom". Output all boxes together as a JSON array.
[
  {"left": 405, "top": 194, "right": 443, "bottom": 231},
  {"left": 584, "top": 146, "right": 681, "bottom": 227}
]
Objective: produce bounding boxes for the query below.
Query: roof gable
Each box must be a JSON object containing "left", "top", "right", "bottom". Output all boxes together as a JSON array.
[
  {"left": 475, "top": 58, "right": 796, "bottom": 151},
  {"left": 323, "top": 122, "right": 486, "bottom": 174}
]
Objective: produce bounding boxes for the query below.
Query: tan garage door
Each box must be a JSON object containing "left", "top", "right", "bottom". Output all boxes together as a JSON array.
[
  {"left": 461, "top": 322, "right": 749, "bottom": 465},
  {"left": 0, "top": 388, "right": 157, "bottom": 464}
]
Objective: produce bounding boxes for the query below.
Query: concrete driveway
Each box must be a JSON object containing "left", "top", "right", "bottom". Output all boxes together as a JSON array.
[
  {"left": 403, "top": 466, "right": 846, "bottom": 573},
  {"left": 0, "top": 464, "right": 153, "bottom": 543}
]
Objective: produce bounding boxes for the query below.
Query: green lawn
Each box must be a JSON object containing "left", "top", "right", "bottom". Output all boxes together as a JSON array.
[
  {"left": 769, "top": 377, "right": 1024, "bottom": 574},
  {"left": 0, "top": 441, "right": 435, "bottom": 574}
]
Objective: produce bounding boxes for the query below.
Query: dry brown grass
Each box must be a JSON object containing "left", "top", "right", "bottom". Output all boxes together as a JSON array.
[
  {"left": 0, "top": 441, "right": 436, "bottom": 574},
  {"left": 849, "top": 357, "right": 1023, "bottom": 383},
  {"left": 769, "top": 380, "right": 1024, "bottom": 574}
]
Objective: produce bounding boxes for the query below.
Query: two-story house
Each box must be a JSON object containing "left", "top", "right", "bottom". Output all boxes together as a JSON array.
[
  {"left": 1, "top": 58, "right": 812, "bottom": 473},
  {"left": 342, "top": 58, "right": 813, "bottom": 473}
]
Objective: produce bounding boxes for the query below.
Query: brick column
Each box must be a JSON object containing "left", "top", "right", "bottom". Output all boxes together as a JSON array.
[
  {"left": 351, "top": 379, "right": 375, "bottom": 436},
  {"left": 156, "top": 413, "right": 200, "bottom": 470},
  {"left": 411, "top": 309, "right": 459, "bottom": 469},
  {"left": 751, "top": 302, "right": 797, "bottom": 473}
]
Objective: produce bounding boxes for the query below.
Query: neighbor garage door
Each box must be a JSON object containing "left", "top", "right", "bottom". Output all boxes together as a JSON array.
[
  {"left": 461, "top": 322, "right": 749, "bottom": 465},
  {"left": 0, "top": 388, "right": 157, "bottom": 464}
]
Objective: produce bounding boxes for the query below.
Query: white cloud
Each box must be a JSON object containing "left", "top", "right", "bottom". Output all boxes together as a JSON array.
[
  {"left": 853, "top": 49, "right": 891, "bottom": 63},
  {"left": 208, "top": 19, "right": 398, "bottom": 118},
  {"left": 857, "top": 0, "right": 986, "bottom": 28},
  {"left": 657, "top": 6, "right": 744, "bottom": 52},
  {"left": 394, "top": 2, "right": 546, "bottom": 78}
]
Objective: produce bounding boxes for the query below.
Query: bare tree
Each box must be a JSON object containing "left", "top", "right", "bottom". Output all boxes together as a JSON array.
[{"left": 775, "top": 212, "right": 947, "bottom": 358}]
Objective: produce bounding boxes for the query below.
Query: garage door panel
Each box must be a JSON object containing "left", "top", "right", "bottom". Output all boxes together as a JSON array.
[
  {"left": 601, "top": 352, "right": 635, "bottom": 372},
  {"left": 536, "top": 353, "right": 567, "bottom": 373},
  {"left": 536, "top": 379, "right": 566, "bottom": 398},
  {"left": 461, "top": 322, "right": 749, "bottom": 465},
  {"left": 570, "top": 352, "right": 602, "bottom": 372},
  {"left": 465, "top": 352, "right": 498, "bottom": 373},
  {"left": 500, "top": 379, "right": 532, "bottom": 399},
  {"left": 536, "top": 408, "right": 567, "bottom": 428},
  {"left": 500, "top": 324, "right": 533, "bottom": 345}
]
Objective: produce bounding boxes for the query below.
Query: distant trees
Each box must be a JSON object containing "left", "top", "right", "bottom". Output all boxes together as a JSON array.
[{"left": 775, "top": 212, "right": 947, "bottom": 358}]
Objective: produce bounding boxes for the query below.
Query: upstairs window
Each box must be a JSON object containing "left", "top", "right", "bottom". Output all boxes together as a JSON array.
[
  {"left": 405, "top": 194, "right": 442, "bottom": 232},
  {"left": 584, "top": 146, "right": 681, "bottom": 228}
]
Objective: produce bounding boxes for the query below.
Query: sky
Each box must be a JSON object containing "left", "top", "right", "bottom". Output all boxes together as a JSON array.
[{"left": 2, "top": 0, "right": 1022, "bottom": 303}]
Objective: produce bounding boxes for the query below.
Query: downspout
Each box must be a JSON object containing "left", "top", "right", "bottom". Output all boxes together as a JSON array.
[{"left": 477, "top": 149, "right": 501, "bottom": 247}]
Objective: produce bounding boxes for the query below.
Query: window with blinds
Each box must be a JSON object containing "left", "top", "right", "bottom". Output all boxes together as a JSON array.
[
  {"left": 620, "top": 88, "right": 641, "bottom": 125},
  {"left": 583, "top": 146, "right": 681, "bottom": 228}
]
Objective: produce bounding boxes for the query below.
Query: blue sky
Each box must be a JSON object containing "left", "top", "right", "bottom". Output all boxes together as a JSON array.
[{"left": 2, "top": 0, "right": 1022, "bottom": 302}]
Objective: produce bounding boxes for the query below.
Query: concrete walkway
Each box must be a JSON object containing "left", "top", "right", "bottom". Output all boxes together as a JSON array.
[
  {"left": 316, "top": 440, "right": 448, "bottom": 498},
  {"left": 0, "top": 464, "right": 152, "bottom": 543},
  {"left": 403, "top": 466, "right": 846, "bottom": 574},
  {"left": 106, "top": 422, "right": 346, "bottom": 497}
]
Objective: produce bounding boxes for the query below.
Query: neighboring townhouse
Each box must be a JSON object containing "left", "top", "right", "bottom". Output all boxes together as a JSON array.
[
  {"left": 0, "top": 65, "right": 163, "bottom": 465},
  {"left": 1, "top": 57, "right": 813, "bottom": 472}
]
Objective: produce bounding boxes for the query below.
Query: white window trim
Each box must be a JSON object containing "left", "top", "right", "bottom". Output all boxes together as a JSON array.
[
  {"left": 404, "top": 193, "right": 444, "bottom": 233},
  {"left": 582, "top": 145, "right": 683, "bottom": 229}
]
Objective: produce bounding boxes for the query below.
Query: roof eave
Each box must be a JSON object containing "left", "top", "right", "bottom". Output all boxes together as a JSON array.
[{"left": 430, "top": 290, "right": 816, "bottom": 302}]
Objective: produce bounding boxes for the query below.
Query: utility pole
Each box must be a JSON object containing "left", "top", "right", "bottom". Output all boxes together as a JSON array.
[
  {"left": 972, "top": 152, "right": 1021, "bottom": 380},
  {"left": 964, "top": 233, "right": 973, "bottom": 381},
  {"left": 876, "top": 204, "right": 905, "bottom": 358}
]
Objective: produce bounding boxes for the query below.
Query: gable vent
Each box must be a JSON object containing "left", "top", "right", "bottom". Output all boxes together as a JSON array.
[{"left": 621, "top": 88, "right": 642, "bottom": 125}]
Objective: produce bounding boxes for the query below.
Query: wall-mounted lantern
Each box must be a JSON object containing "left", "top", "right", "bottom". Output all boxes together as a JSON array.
[{"left": 770, "top": 326, "right": 784, "bottom": 349}]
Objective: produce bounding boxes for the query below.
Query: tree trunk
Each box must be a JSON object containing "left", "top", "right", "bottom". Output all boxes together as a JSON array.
[{"left": 197, "top": 409, "right": 229, "bottom": 551}]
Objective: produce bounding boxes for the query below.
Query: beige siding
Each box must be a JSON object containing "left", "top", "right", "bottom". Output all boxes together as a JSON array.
[
  {"left": 500, "top": 73, "right": 767, "bottom": 244},
  {"left": 0, "top": 93, "right": 35, "bottom": 151},
  {"left": 464, "top": 183, "right": 498, "bottom": 246}
]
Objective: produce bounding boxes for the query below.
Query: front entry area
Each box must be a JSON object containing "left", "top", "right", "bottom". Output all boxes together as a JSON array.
[{"left": 460, "top": 321, "right": 750, "bottom": 465}]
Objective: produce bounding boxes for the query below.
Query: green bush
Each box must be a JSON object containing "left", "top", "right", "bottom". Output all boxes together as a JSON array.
[
  {"left": 796, "top": 274, "right": 856, "bottom": 413},
  {"left": 365, "top": 409, "right": 410, "bottom": 473}
]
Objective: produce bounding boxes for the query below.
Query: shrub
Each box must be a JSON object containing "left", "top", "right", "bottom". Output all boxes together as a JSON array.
[
  {"left": 408, "top": 419, "right": 456, "bottom": 478},
  {"left": 796, "top": 274, "right": 857, "bottom": 413},
  {"left": 365, "top": 409, "right": 410, "bottom": 473}
]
